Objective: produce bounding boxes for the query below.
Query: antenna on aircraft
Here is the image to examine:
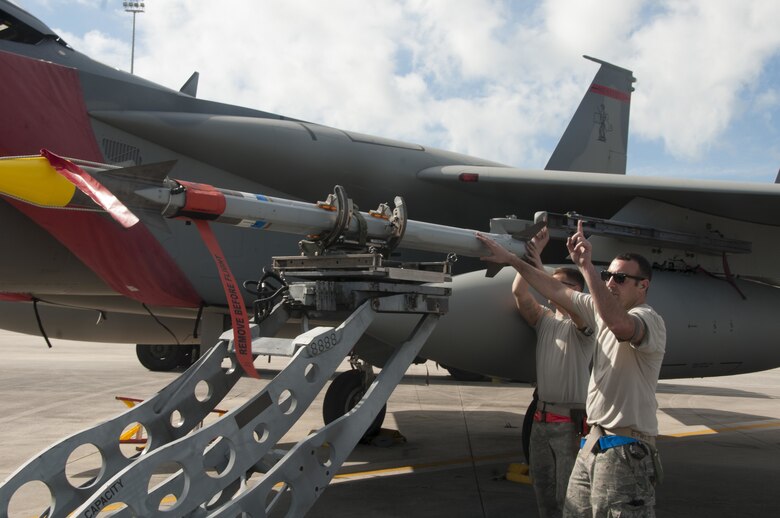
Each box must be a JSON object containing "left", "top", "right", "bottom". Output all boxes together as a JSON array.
[{"left": 122, "top": 1, "right": 145, "bottom": 74}]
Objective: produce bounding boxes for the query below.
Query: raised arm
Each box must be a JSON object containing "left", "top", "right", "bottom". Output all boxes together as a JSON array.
[
  {"left": 476, "top": 232, "right": 579, "bottom": 318},
  {"left": 512, "top": 273, "right": 544, "bottom": 326},
  {"left": 523, "top": 227, "right": 548, "bottom": 269},
  {"left": 566, "top": 220, "right": 643, "bottom": 342},
  {"left": 510, "top": 231, "right": 548, "bottom": 326}
]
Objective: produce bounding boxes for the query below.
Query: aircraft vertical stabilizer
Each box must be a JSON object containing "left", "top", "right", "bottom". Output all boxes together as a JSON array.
[
  {"left": 545, "top": 55, "right": 635, "bottom": 174},
  {"left": 180, "top": 71, "right": 199, "bottom": 97}
]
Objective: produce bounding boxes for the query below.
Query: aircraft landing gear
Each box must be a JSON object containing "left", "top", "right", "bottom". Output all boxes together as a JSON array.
[
  {"left": 135, "top": 344, "right": 194, "bottom": 371},
  {"left": 323, "top": 365, "right": 387, "bottom": 440}
]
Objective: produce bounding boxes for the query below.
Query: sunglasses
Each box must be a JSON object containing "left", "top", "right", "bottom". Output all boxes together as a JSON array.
[{"left": 600, "top": 270, "right": 645, "bottom": 284}]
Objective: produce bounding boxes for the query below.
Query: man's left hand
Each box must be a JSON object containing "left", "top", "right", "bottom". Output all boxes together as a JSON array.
[{"left": 476, "top": 233, "right": 514, "bottom": 264}]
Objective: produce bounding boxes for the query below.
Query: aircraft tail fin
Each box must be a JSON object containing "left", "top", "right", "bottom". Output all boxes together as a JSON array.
[
  {"left": 545, "top": 56, "right": 635, "bottom": 174},
  {"left": 180, "top": 72, "right": 199, "bottom": 97},
  {"left": 775, "top": 169, "right": 780, "bottom": 183}
]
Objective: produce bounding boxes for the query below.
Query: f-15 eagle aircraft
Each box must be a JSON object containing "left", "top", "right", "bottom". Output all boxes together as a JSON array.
[{"left": 1, "top": 0, "right": 780, "bottom": 390}]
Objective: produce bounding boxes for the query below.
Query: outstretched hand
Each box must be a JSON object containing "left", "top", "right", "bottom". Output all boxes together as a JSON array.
[
  {"left": 531, "top": 227, "right": 549, "bottom": 251},
  {"left": 476, "top": 233, "right": 514, "bottom": 264},
  {"left": 566, "top": 220, "right": 592, "bottom": 268},
  {"left": 525, "top": 227, "right": 549, "bottom": 269}
]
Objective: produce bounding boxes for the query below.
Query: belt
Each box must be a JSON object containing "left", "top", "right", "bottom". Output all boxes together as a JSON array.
[
  {"left": 580, "top": 435, "right": 637, "bottom": 452},
  {"left": 581, "top": 425, "right": 657, "bottom": 453},
  {"left": 534, "top": 410, "right": 573, "bottom": 423},
  {"left": 537, "top": 401, "right": 584, "bottom": 416},
  {"left": 604, "top": 427, "right": 656, "bottom": 447}
]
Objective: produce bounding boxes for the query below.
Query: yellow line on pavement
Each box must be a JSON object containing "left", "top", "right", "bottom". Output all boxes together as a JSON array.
[{"left": 663, "top": 419, "right": 780, "bottom": 438}]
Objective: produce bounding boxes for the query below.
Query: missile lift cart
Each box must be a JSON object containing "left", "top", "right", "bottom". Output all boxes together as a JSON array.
[{"left": 0, "top": 187, "right": 452, "bottom": 517}]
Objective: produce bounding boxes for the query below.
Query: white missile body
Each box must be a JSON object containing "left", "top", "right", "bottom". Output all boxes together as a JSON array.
[{"left": 135, "top": 183, "right": 528, "bottom": 260}]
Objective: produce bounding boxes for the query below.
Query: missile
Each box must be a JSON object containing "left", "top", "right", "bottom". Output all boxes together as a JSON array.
[
  {"left": 133, "top": 179, "right": 530, "bottom": 260},
  {"left": 0, "top": 152, "right": 162, "bottom": 224},
  {"left": 0, "top": 152, "right": 531, "bottom": 261}
]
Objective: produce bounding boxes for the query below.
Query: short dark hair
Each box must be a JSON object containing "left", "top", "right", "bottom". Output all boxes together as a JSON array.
[
  {"left": 553, "top": 267, "right": 585, "bottom": 291},
  {"left": 615, "top": 252, "right": 652, "bottom": 281}
]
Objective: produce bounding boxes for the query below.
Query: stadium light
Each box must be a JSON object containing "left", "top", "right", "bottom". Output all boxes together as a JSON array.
[{"left": 123, "top": 2, "right": 145, "bottom": 74}]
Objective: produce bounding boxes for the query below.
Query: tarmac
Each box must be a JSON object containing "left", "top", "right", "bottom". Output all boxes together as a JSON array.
[{"left": 1, "top": 329, "right": 779, "bottom": 517}]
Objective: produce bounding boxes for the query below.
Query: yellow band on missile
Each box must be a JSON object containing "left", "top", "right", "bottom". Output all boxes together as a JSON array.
[{"left": 0, "top": 156, "right": 76, "bottom": 207}]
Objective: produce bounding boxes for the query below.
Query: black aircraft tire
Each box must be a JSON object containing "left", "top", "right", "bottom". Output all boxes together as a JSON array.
[
  {"left": 323, "top": 369, "right": 386, "bottom": 440},
  {"left": 136, "top": 344, "right": 187, "bottom": 372},
  {"left": 179, "top": 345, "right": 197, "bottom": 367}
]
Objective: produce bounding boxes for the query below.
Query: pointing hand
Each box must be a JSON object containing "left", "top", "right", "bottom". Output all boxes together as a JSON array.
[{"left": 566, "top": 220, "right": 591, "bottom": 267}]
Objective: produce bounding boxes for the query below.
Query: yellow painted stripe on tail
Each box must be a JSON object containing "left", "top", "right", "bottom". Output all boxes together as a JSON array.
[{"left": 0, "top": 156, "right": 76, "bottom": 207}]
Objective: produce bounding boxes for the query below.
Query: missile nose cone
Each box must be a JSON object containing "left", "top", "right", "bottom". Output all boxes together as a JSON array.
[{"left": 0, "top": 156, "right": 76, "bottom": 207}]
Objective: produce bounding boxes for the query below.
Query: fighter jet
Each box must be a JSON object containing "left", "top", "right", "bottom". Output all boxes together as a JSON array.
[
  {"left": 4, "top": 4, "right": 780, "bottom": 515},
  {"left": 1, "top": 0, "right": 779, "bottom": 389}
]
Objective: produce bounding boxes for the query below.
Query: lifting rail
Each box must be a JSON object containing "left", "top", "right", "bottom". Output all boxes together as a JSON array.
[{"left": 534, "top": 211, "right": 751, "bottom": 255}]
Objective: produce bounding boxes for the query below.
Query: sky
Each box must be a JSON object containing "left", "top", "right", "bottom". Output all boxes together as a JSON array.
[{"left": 9, "top": 0, "right": 780, "bottom": 183}]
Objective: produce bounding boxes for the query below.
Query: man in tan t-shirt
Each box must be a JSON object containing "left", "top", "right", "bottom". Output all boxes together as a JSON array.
[
  {"left": 513, "top": 229, "right": 594, "bottom": 518},
  {"left": 477, "top": 221, "right": 666, "bottom": 518}
]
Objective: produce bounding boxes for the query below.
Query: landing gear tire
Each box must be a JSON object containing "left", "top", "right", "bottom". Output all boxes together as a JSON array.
[
  {"left": 179, "top": 345, "right": 199, "bottom": 367},
  {"left": 323, "top": 369, "right": 386, "bottom": 441},
  {"left": 136, "top": 344, "right": 187, "bottom": 372}
]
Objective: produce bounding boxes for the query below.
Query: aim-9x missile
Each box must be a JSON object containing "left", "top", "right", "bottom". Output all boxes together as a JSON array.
[{"left": 0, "top": 151, "right": 535, "bottom": 263}]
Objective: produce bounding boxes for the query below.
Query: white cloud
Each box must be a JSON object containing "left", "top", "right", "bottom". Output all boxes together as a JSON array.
[
  {"left": 628, "top": 0, "right": 780, "bottom": 160},
  {"left": 126, "top": 0, "right": 780, "bottom": 168},
  {"left": 540, "top": 0, "right": 643, "bottom": 60},
  {"left": 57, "top": 28, "right": 129, "bottom": 71},
  {"left": 126, "top": 0, "right": 583, "bottom": 167},
  {"left": 753, "top": 89, "right": 779, "bottom": 112}
]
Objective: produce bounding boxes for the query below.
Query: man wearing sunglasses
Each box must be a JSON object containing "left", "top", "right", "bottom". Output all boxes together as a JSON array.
[
  {"left": 477, "top": 220, "right": 666, "bottom": 518},
  {"left": 514, "top": 228, "right": 595, "bottom": 518}
]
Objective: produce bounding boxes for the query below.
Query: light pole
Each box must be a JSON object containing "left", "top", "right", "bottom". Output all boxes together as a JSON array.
[{"left": 123, "top": 2, "right": 145, "bottom": 74}]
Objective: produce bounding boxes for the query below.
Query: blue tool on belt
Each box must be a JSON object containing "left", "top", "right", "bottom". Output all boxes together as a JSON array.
[{"left": 581, "top": 435, "right": 638, "bottom": 452}]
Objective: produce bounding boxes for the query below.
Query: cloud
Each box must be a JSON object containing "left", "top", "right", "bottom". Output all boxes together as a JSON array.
[
  {"left": 127, "top": 0, "right": 588, "bottom": 167},
  {"left": 56, "top": 28, "right": 129, "bottom": 71},
  {"left": 628, "top": 0, "right": 780, "bottom": 160}
]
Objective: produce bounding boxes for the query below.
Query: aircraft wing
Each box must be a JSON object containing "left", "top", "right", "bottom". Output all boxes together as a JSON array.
[{"left": 418, "top": 165, "right": 780, "bottom": 226}]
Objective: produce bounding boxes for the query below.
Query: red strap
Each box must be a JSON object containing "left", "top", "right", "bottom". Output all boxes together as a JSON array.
[
  {"left": 534, "top": 410, "right": 573, "bottom": 423},
  {"left": 41, "top": 149, "right": 139, "bottom": 228},
  {"left": 194, "top": 219, "right": 259, "bottom": 379}
]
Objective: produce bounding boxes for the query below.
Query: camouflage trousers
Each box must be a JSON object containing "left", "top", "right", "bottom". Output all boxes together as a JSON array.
[
  {"left": 563, "top": 441, "right": 658, "bottom": 518},
  {"left": 529, "top": 421, "right": 580, "bottom": 518}
]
